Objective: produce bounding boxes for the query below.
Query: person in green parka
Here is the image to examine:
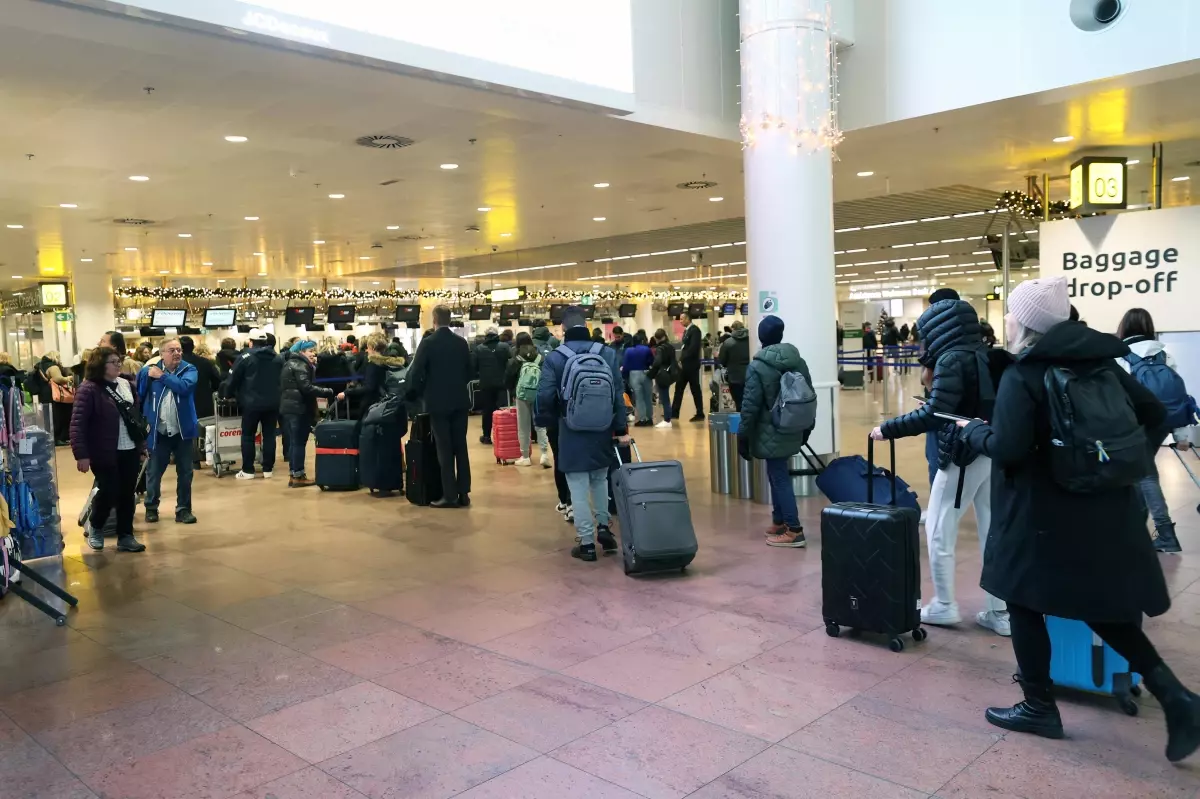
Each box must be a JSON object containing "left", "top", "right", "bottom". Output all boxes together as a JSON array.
[{"left": 737, "top": 314, "right": 813, "bottom": 548}]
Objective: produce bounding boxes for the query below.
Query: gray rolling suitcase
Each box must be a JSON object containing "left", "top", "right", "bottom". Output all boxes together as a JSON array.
[{"left": 611, "top": 443, "right": 697, "bottom": 575}]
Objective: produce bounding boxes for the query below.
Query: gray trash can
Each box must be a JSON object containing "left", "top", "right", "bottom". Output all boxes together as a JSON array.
[
  {"left": 727, "top": 413, "right": 753, "bottom": 499},
  {"left": 753, "top": 450, "right": 827, "bottom": 505},
  {"left": 708, "top": 413, "right": 733, "bottom": 494}
]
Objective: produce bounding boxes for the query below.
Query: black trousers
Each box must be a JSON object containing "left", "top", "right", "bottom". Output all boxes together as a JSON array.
[
  {"left": 430, "top": 409, "right": 471, "bottom": 503},
  {"left": 91, "top": 448, "right": 140, "bottom": 538},
  {"left": 477, "top": 387, "right": 505, "bottom": 440},
  {"left": 1008, "top": 603, "right": 1164, "bottom": 685},
  {"left": 242, "top": 408, "right": 278, "bottom": 473},
  {"left": 546, "top": 423, "right": 571, "bottom": 505},
  {"left": 52, "top": 401, "right": 71, "bottom": 443},
  {"left": 729, "top": 382, "right": 745, "bottom": 410},
  {"left": 671, "top": 364, "right": 704, "bottom": 418}
]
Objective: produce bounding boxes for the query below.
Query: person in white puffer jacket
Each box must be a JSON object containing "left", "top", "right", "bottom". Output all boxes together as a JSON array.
[{"left": 1116, "top": 308, "right": 1194, "bottom": 554}]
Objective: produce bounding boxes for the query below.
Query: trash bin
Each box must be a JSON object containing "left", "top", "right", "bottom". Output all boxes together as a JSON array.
[
  {"left": 727, "top": 414, "right": 753, "bottom": 499},
  {"left": 754, "top": 451, "right": 828, "bottom": 505},
  {"left": 708, "top": 413, "right": 733, "bottom": 494}
]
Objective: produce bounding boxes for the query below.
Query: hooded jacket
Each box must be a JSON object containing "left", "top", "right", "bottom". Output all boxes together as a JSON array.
[
  {"left": 1118, "top": 336, "right": 1192, "bottom": 446},
  {"left": 717, "top": 327, "right": 751, "bottom": 385},
  {"left": 531, "top": 325, "right": 560, "bottom": 356},
  {"left": 472, "top": 331, "right": 511, "bottom": 390},
  {"left": 962, "top": 321, "right": 1169, "bottom": 623},
  {"left": 504, "top": 343, "right": 540, "bottom": 396},
  {"left": 880, "top": 300, "right": 992, "bottom": 467},
  {"left": 279, "top": 351, "right": 334, "bottom": 420},
  {"left": 216, "top": 346, "right": 239, "bottom": 378},
  {"left": 137, "top": 358, "right": 199, "bottom": 446},
  {"left": 347, "top": 352, "right": 406, "bottom": 411},
  {"left": 739, "top": 343, "right": 813, "bottom": 460},
  {"left": 223, "top": 345, "right": 282, "bottom": 411}
]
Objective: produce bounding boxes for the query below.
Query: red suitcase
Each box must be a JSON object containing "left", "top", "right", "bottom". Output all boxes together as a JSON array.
[{"left": 492, "top": 408, "right": 521, "bottom": 464}]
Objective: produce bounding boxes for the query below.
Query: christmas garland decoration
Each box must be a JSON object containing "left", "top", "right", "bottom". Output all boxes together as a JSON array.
[
  {"left": 994, "top": 190, "right": 1071, "bottom": 220},
  {"left": 114, "top": 285, "right": 745, "bottom": 304}
]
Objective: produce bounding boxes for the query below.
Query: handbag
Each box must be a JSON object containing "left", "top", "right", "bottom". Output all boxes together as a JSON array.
[
  {"left": 50, "top": 381, "right": 75, "bottom": 404},
  {"left": 104, "top": 383, "right": 147, "bottom": 447}
]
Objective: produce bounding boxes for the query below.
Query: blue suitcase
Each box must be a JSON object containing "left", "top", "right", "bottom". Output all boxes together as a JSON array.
[
  {"left": 1047, "top": 615, "right": 1142, "bottom": 715},
  {"left": 816, "top": 450, "right": 920, "bottom": 510}
]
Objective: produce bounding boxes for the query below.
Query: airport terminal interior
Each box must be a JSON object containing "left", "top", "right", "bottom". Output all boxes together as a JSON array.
[{"left": 3, "top": 1, "right": 1200, "bottom": 797}]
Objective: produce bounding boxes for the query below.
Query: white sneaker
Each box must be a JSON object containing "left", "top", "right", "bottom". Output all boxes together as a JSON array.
[
  {"left": 514, "top": 457, "right": 532, "bottom": 467},
  {"left": 976, "top": 610, "right": 1012, "bottom": 637},
  {"left": 263, "top": 471, "right": 274, "bottom": 479},
  {"left": 555, "top": 502, "right": 568, "bottom": 514},
  {"left": 540, "top": 452, "right": 552, "bottom": 469},
  {"left": 920, "top": 601, "right": 962, "bottom": 626},
  {"left": 919, "top": 510, "right": 928, "bottom": 526},
  {"left": 235, "top": 471, "right": 256, "bottom": 480},
  {"left": 564, "top": 505, "right": 574, "bottom": 523},
  {"left": 655, "top": 420, "right": 672, "bottom": 429}
]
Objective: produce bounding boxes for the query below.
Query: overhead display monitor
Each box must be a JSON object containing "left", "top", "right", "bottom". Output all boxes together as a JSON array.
[
  {"left": 499, "top": 304, "right": 521, "bottom": 322},
  {"left": 582, "top": 305, "right": 596, "bottom": 319},
  {"left": 722, "top": 302, "right": 737, "bottom": 315},
  {"left": 549, "top": 303, "right": 567, "bottom": 323},
  {"left": 394, "top": 304, "right": 421, "bottom": 322},
  {"left": 667, "top": 302, "right": 685, "bottom": 317},
  {"left": 468, "top": 304, "right": 493, "bottom": 321},
  {"left": 327, "top": 304, "right": 356, "bottom": 323},
  {"left": 687, "top": 302, "right": 706, "bottom": 317},
  {"left": 118, "top": 1, "right": 635, "bottom": 111},
  {"left": 203, "top": 308, "right": 237, "bottom": 327},
  {"left": 284, "top": 306, "right": 316, "bottom": 326},
  {"left": 150, "top": 308, "right": 187, "bottom": 328},
  {"left": 618, "top": 303, "right": 636, "bottom": 317},
  {"left": 740, "top": 303, "right": 750, "bottom": 315}
]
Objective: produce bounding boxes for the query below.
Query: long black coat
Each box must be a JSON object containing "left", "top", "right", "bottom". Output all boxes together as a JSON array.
[
  {"left": 406, "top": 327, "right": 472, "bottom": 414},
  {"left": 961, "top": 322, "right": 1170, "bottom": 623}
]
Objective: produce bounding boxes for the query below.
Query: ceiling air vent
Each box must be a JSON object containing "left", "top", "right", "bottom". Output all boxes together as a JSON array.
[
  {"left": 676, "top": 180, "right": 717, "bottom": 190},
  {"left": 112, "top": 218, "right": 155, "bottom": 226},
  {"left": 356, "top": 134, "right": 415, "bottom": 150},
  {"left": 395, "top": 234, "right": 429, "bottom": 241},
  {"left": 379, "top": 178, "right": 402, "bottom": 186}
]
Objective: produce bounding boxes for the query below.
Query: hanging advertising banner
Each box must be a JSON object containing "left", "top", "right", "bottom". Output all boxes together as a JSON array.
[{"left": 1038, "top": 206, "right": 1194, "bottom": 333}]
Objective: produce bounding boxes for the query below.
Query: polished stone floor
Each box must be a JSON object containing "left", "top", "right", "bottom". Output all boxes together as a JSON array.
[{"left": 3, "top": 373, "right": 1200, "bottom": 798}]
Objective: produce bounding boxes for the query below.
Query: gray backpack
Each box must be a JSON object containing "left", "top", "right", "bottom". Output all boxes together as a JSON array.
[
  {"left": 556, "top": 343, "right": 616, "bottom": 432},
  {"left": 771, "top": 370, "right": 817, "bottom": 433}
]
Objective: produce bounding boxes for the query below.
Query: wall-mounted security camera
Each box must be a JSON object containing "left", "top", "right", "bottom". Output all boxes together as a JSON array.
[{"left": 1070, "top": 0, "right": 1124, "bottom": 31}]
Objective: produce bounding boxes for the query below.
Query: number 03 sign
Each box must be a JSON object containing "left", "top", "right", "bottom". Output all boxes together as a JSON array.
[{"left": 1069, "top": 156, "right": 1127, "bottom": 213}]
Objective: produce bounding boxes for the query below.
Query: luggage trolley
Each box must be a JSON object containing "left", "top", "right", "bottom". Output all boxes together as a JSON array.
[{"left": 209, "top": 394, "right": 260, "bottom": 477}]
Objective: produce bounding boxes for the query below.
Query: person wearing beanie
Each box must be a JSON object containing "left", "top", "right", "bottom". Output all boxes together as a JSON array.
[
  {"left": 738, "top": 315, "right": 812, "bottom": 548},
  {"left": 279, "top": 339, "right": 342, "bottom": 487},
  {"left": 535, "top": 305, "right": 629, "bottom": 561},
  {"left": 950, "top": 280, "right": 1199, "bottom": 758},
  {"left": 871, "top": 298, "right": 1011, "bottom": 636}
]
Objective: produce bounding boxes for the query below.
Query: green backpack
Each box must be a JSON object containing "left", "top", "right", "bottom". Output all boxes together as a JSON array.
[{"left": 516, "top": 355, "right": 543, "bottom": 402}]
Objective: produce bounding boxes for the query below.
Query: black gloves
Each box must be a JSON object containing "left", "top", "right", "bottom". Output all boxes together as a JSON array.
[{"left": 737, "top": 433, "right": 750, "bottom": 462}]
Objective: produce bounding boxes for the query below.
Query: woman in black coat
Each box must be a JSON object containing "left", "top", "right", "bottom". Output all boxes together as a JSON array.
[{"left": 957, "top": 277, "right": 1199, "bottom": 762}]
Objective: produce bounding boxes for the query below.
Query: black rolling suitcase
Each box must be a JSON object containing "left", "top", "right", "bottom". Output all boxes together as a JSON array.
[
  {"left": 360, "top": 398, "right": 406, "bottom": 496},
  {"left": 820, "top": 437, "right": 925, "bottom": 652},
  {"left": 315, "top": 399, "right": 359, "bottom": 491},
  {"left": 405, "top": 413, "right": 442, "bottom": 506},
  {"left": 611, "top": 442, "right": 697, "bottom": 575}
]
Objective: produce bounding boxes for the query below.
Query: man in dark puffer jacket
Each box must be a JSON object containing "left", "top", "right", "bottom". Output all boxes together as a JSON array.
[{"left": 871, "top": 299, "right": 1010, "bottom": 636}]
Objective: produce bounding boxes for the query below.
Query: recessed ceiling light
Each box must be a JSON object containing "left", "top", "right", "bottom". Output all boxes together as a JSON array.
[
  {"left": 359, "top": 256, "right": 371, "bottom": 260},
  {"left": 593, "top": 217, "right": 607, "bottom": 222},
  {"left": 1053, "top": 135, "right": 1074, "bottom": 143},
  {"left": 244, "top": 216, "right": 259, "bottom": 221},
  {"left": 202, "top": 261, "right": 213, "bottom": 266},
  {"left": 159, "top": 270, "right": 169, "bottom": 274},
  {"left": 328, "top": 193, "right": 345, "bottom": 199},
  {"left": 709, "top": 197, "right": 724, "bottom": 202},
  {"left": 313, "top": 240, "right": 325, "bottom": 244},
  {"left": 80, "top": 258, "right": 93, "bottom": 262},
  {"left": 124, "top": 247, "right": 138, "bottom": 251},
  {"left": 217, "top": 279, "right": 226, "bottom": 283},
  {"left": 423, "top": 245, "right": 436, "bottom": 250},
  {"left": 477, "top": 207, "right": 491, "bottom": 212},
  {"left": 10, "top": 275, "right": 21, "bottom": 279},
  {"left": 594, "top": 183, "right": 610, "bottom": 189},
  {"left": 440, "top": 163, "right": 458, "bottom": 170},
  {"left": 372, "top": 281, "right": 380, "bottom": 285},
  {"left": 856, "top": 171, "right": 874, "bottom": 177},
  {"left": 386, "top": 225, "right": 400, "bottom": 230},
  {"left": 121, "top": 276, "right": 132, "bottom": 281},
  {"left": 1171, "top": 175, "right": 1190, "bottom": 182},
  {"left": 305, "top": 264, "right": 315, "bottom": 269},
  {"left": 5, "top": 225, "right": 22, "bottom": 229},
  {"left": 224, "top": 135, "right": 248, "bottom": 143},
  {"left": 298, "top": 280, "right": 308, "bottom": 284},
  {"left": 1127, "top": 159, "right": 1140, "bottom": 166},
  {"left": 59, "top": 203, "right": 77, "bottom": 209},
  {"left": 253, "top": 251, "right": 264, "bottom": 256},
  {"left": 500, "top": 233, "right": 511, "bottom": 237},
  {"left": 178, "top": 233, "right": 192, "bottom": 238},
  {"left": 129, "top": 175, "right": 150, "bottom": 181}
]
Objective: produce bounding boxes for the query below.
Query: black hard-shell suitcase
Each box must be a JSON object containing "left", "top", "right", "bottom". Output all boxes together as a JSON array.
[
  {"left": 821, "top": 437, "right": 926, "bottom": 652},
  {"left": 405, "top": 414, "right": 442, "bottom": 506},
  {"left": 315, "top": 399, "right": 359, "bottom": 491},
  {"left": 611, "top": 442, "right": 697, "bottom": 575}
]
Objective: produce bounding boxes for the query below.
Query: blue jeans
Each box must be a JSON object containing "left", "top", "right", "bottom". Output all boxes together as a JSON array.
[
  {"left": 925, "top": 430, "right": 939, "bottom": 486},
  {"left": 566, "top": 467, "right": 611, "bottom": 546},
  {"left": 145, "top": 432, "right": 193, "bottom": 513},
  {"left": 629, "top": 371, "right": 653, "bottom": 423},
  {"left": 658, "top": 385, "right": 673, "bottom": 422},
  {"left": 1138, "top": 475, "right": 1174, "bottom": 530},
  {"left": 766, "top": 456, "right": 799, "bottom": 528},
  {"left": 283, "top": 414, "right": 312, "bottom": 477}
]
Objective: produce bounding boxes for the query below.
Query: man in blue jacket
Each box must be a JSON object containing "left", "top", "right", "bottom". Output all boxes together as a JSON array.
[
  {"left": 536, "top": 306, "right": 630, "bottom": 561},
  {"left": 137, "top": 338, "right": 199, "bottom": 524}
]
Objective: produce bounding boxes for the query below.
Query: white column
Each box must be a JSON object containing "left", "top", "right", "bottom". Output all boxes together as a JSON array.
[
  {"left": 634, "top": 302, "right": 658, "bottom": 337},
  {"left": 740, "top": 0, "right": 840, "bottom": 456},
  {"left": 71, "top": 271, "right": 115, "bottom": 356}
]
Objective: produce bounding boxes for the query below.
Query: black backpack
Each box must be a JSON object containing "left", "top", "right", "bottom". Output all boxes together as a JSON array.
[{"left": 1043, "top": 365, "right": 1147, "bottom": 493}]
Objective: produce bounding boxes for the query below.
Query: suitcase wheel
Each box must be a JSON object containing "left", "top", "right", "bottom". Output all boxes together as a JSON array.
[
  {"left": 1120, "top": 697, "right": 1139, "bottom": 716},
  {"left": 1130, "top": 684, "right": 1142, "bottom": 697},
  {"left": 824, "top": 622, "right": 840, "bottom": 638},
  {"left": 623, "top": 550, "right": 635, "bottom": 575},
  {"left": 889, "top": 637, "right": 905, "bottom": 653},
  {"left": 319, "top": 485, "right": 327, "bottom": 491},
  {"left": 912, "top": 627, "right": 928, "bottom": 643}
]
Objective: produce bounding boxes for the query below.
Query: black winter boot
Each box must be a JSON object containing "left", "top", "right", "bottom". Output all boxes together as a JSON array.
[
  {"left": 1154, "top": 524, "right": 1183, "bottom": 554},
  {"left": 1143, "top": 663, "right": 1200, "bottom": 762},
  {"left": 985, "top": 676, "right": 1064, "bottom": 739}
]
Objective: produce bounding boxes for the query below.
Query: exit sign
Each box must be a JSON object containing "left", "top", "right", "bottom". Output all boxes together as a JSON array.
[{"left": 55, "top": 311, "right": 74, "bottom": 322}]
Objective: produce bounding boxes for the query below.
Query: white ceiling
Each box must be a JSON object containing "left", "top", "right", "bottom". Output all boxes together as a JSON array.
[{"left": 1, "top": 0, "right": 1200, "bottom": 299}]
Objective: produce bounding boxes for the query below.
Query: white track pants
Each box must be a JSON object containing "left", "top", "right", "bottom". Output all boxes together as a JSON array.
[{"left": 926, "top": 456, "right": 1005, "bottom": 613}]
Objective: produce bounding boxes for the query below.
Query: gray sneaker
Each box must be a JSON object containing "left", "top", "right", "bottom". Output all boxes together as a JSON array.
[
  {"left": 85, "top": 522, "right": 103, "bottom": 551},
  {"left": 116, "top": 534, "right": 146, "bottom": 553}
]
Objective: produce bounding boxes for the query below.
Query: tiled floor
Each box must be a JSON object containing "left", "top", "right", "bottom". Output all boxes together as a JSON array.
[{"left": 3, "top": 374, "right": 1200, "bottom": 798}]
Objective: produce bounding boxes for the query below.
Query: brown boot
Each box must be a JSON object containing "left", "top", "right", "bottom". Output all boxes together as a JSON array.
[{"left": 289, "top": 475, "right": 315, "bottom": 488}]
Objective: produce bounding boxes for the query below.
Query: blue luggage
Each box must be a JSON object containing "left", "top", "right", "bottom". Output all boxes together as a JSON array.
[
  {"left": 1046, "top": 615, "right": 1142, "bottom": 715},
  {"left": 816, "top": 451, "right": 920, "bottom": 510}
]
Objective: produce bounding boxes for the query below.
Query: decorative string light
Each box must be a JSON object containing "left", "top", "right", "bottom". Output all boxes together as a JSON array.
[
  {"left": 995, "top": 190, "right": 1071, "bottom": 220},
  {"left": 114, "top": 285, "right": 745, "bottom": 304}
]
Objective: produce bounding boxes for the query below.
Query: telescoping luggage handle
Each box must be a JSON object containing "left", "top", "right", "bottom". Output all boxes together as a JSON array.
[
  {"left": 613, "top": 439, "right": 641, "bottom": 464},
  {"left": 327, "top": 395, "right": 350, "bottom": 420},
  {"left": 866, "top": 436, "right": 900, "bottom": 506}
]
